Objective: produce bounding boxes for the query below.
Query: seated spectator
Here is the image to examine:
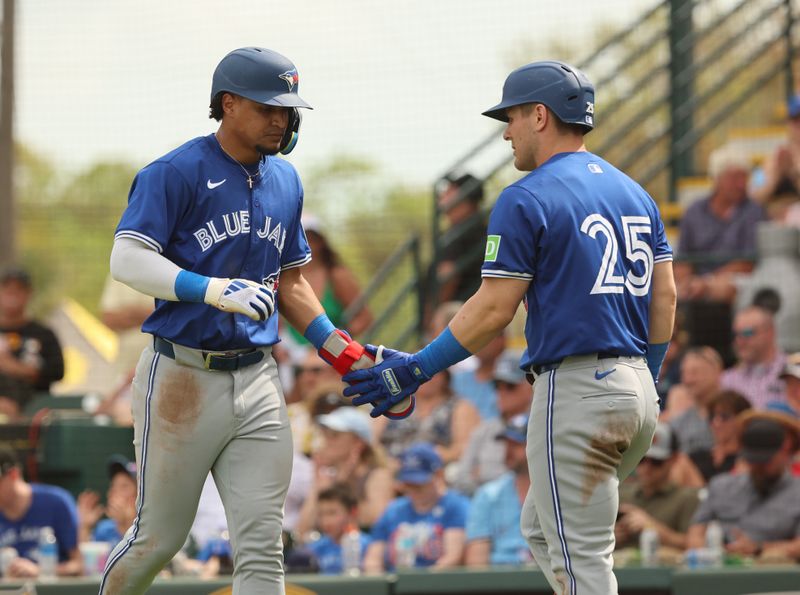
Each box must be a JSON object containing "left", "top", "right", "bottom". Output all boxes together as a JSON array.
[
  {"left": 433, "top": 173, "right": 486, "bottom": 306},
  {"left": 374, "top": 369, "right": 480, "bottom": 464},
  {"left": 453, "top": 349, "right": 531, "bottom": 496},
  {"left": 283, "top": 215, "right": 372, "bottom": 350},
  {"left": 306, "top": 484, "right": 371, "bottom": 575},
  {"left": 464, "top": 414, "right": 533, "bottom": 567},
  {"left": 782, "top": 353, "right": 800, "bottom": 415},
  {"left": 286, "top": 350, "right": 344, "bottom": 455},
  {"left": 686, "top": 412, "right": 800, "bottom": 561},
  {"left": 721, "top": 305, "right": 788, "bottom": 409},
  {"left": 364, "top": 443, "right": 469, "bottom": 573},
  {"left": 616, "top": 423, "right": 700, "bottom": 551},
  {"left": 673, "top": 147, "right": 765, "bottom": 303},
  {"left": 0, "top": 267, "right": 64, "bottom": 419},
  {"left": 77, "top": 456, "right": 137, "bottom": 548},
  {"left": 450, "top": 334, "right": 506, "bottom": 420},
  {"left": 0, "top": 446, "right": 81, "bottom": 577},
  {"left": 687, "top": 390, "right": 751, "bottom": 483},
  {"left": 296, "top": 407, "right": 393, "bottom": 539},
  {"left": 753, "top": 95, "right": 800, "bottom": 204},
  {"left": 667, "top": 347, "right": 724, "bottom": 453}
]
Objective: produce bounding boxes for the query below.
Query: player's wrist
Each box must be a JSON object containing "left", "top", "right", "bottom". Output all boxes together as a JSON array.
[
  {"left": 175, "top": 270, "right": 213, "bottom": 303},
  {"left": 304, "top": 314, "right": 337, "bottom": 350},
  {"left": 415, "top": 327, "right": 472, "bottom": 378},
  {"left": 646, "top": 342, "right": 669, "bottom": 383}
]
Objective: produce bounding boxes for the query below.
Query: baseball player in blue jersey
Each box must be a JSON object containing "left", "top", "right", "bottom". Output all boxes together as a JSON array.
[
  {"left": 344, "top": 61, "right": 677, "bottom": 594},
  {"left": 103, "top": 47, "right": 389, "bottom": 595}
]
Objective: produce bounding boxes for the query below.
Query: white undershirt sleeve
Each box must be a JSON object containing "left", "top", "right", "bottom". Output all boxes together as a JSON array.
[{"left": 110, "top": 236, "right": 181, "bottom": 301}]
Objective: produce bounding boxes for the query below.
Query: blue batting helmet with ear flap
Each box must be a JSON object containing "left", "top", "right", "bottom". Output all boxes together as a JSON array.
[
  {"left": 482, "top": 60, "right": 595, "bottom": 132},
  {"left": 211, "top": 47, "right": 312, "bottom": 154}
]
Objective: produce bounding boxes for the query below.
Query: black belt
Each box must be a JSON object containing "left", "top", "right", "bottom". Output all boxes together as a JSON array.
[
  {"left": 527, "top": 351, "right": 622, "bottom": 383},
  {"left": 154, "top": 337, "right": 265, "bottom": 371}
]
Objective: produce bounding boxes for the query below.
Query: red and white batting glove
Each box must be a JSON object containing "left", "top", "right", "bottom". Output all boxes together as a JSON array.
[{"left": 318, "top": 330, "right": 415, "bottom": 419}]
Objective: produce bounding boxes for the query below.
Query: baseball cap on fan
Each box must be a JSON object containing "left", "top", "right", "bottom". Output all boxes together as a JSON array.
[
  {"left": 108, "top": 455, "right": 137, "bottom": 481},
  {"left": 495, "top": 413, "right": 528, "bottom": 444},
  {"left": 644, "top": 422, "right": 675, "bottom": 461},
  {"left": 788, "top": 95, "right": 800, "bottom": 119},
  {"left": 316, "top": 407, "right": 373, "bottom": 444},
  {"left": 493, "top": 349, "right": 526, "bottom": 385},
  {"left": 740, "top": 418, "right": 786, "bottom": 464},
  {"left": 396, "top": 443, "right": 443, "bottom": 484}
]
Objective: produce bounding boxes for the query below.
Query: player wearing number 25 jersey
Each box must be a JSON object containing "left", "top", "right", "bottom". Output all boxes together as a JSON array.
[
  {"left": 342, "top": 61, "right": 677, "bottom": 595},
  {"left": 484, "top": 150, "right": 672, "bottom": 371}
]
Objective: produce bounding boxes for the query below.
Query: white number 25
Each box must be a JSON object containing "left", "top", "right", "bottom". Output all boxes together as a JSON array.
[{"left": 579, "top": 215, "right": 653, "bottom": 297}]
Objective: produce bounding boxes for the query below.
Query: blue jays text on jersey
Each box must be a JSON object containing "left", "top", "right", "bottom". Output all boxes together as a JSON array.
[
  {"left": 480, "top": 152, "right": 673, "bottom": 370},
  {"left": 115, "top": 134, "right": 311, "bottom": 351}
]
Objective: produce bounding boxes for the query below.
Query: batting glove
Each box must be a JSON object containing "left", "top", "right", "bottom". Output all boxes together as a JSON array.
[
  {"left": 204, "top": 278, "right": 275, "bottom": 321},
  {"left": 319, "top": 333, "right": 416, "bottom": 419},
  {"left": 343, "top": 345, "right": 430, "bottom": 418}
]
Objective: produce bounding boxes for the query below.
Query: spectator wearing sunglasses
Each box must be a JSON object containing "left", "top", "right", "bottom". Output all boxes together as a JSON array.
[
  {"left": 686, "top": 390, "right": 752, "bottom": 484},
  {"left": 721, "top": 306, "right": 788, "bottom": 410},
  {"left": 615, "top": 423, "right": 700, "bottom": 551}
]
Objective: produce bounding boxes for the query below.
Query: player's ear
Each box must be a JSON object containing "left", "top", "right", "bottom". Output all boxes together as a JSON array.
[{"left": 534, "top": 104, "right": 549, "bottom": 131}]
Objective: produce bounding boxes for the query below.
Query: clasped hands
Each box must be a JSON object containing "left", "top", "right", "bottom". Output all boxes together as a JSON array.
[{"left": 342, "top": 344, "right": 429, "bottom": 418}]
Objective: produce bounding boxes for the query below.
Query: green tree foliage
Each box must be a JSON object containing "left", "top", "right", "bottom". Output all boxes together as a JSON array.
[{"left": 15, "top": 145, "right": 137, "bottom": 314}]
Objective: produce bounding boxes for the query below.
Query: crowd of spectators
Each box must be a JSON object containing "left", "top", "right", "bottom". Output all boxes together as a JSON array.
[{"left": 2, "top": 95, "right": 800, "bottom": 580}]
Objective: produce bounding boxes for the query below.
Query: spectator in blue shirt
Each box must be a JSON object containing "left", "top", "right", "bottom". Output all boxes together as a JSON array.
[
  {"left": 364, "top": 443, "right": 469, "bottom": 572},
  {"left": 78, "top": 455, "right": 138, "bottom": 549},
  {"left": 306, "top": 484, "right": 370, "bottom": 574},
  {"left": 0, "top": 446, "right": 82, "bottom": 577},
  {"left": 464, "top": 413, "right": 533, "bottom": 567}
]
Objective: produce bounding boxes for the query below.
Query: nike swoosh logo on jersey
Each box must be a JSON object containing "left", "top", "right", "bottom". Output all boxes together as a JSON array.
[
  {"left": 207, "top": 179, "right": 227, "bottom": 189},
  {"left": 595, "top": 368, "right": 616, "bottom": 380}
]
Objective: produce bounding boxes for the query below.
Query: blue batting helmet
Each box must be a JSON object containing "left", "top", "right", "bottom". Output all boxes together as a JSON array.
[
  {"left": 211, "top": 47, "right": 312, "bottom": 154},
  {"left": 482, "top": 60, "right": 594, "bottom": 131}
]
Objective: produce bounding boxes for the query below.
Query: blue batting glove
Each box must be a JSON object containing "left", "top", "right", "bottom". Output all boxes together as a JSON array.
[{"left": 343, "top": 345, "right": 431, "bottom": 418}]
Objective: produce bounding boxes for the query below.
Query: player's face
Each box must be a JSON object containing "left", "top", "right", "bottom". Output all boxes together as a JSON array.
[
  {"left": 503, "top": 105, "right": 539, "bottom": 171},
  {"left": 228, "top": 96, "right": 289, "bottom": 156}
]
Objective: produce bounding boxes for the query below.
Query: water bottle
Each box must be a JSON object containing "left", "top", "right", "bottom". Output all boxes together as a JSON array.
[
  {"left": 639, "top": 526, "right": 659, "bottom": 566},
  {"left": 340, "top": 527, "right": 362, "bottom": 576},
  {"left": 37, "top": 526, "right": 58, "bottom": 581},
  {"left": 394, "top": 523, "right": 416, "bottom": 569},
  {"left": 705, "top": 520, "right": 724, "bottom": 568}
]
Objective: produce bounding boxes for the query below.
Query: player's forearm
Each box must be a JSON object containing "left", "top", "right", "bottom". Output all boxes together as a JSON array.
[
  {"left": 277, "top": 268, "right": 325, "bottom": 335},
  {"left": 648, "top": 262, "right": 677, "bottom": 344},
  {"left": 110, "top": 237, "right": 181, "bottom": 300},
  {"left": 448, "top": 277, "right": 527, "bottom": 353}
]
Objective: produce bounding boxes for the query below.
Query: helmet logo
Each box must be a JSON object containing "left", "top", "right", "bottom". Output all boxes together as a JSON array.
[
  {"left": 585, "top": 101, "right": 594, "bottom": 114},
  {"left": 279, "top": 69, "right": 299, "bottom": 92}
]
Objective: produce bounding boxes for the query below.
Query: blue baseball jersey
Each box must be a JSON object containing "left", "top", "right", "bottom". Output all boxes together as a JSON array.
[
  {"left": 465, "top": 473, "right": 532, "bottom": 566},
  {"left": 306, "top": 532, "right": 371, "bottom": 574},
  {"left": 115, "top": 134, "right": 311, "bottom": 351},
  {"left": 0, "top": 484, "right": 79, "bottom": 562},
  {"left": 481, "top": 152, "right": 672, "bottom": 369},
  {"left": 370, "top": 490, "right": 469, "bottom": 570}
]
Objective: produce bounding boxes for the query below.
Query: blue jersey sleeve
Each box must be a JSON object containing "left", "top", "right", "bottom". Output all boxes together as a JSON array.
[
  {"left": 280, "top": 175, "right": 312, "bottom": 270},
  {"left": 51, "top": 490, "right": 79, "bottom": 561},
  {"left": 115, "top": 161, "right": 191, "bottom": 253},
  {"left": 652, "top": 205, "right": 673, "bottom": 264},
  {"left": 465, "top": 488, "right": 491, "bottom": 541},
  {"left": 369, "top": 505, "right": 394, "bottom": 542},
  {"left": 441, "top": 492, "right": 470, "bottom": 529},
  {"left": 481, "top": 186, "right": 546, "bottom": 281}
]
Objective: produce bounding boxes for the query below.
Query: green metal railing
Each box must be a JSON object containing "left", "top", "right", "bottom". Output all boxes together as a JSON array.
[{"left": 355, "top": 0, "right": 798, "bottom": 347}]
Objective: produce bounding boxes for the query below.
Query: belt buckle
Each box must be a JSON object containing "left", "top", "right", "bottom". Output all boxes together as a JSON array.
[{"left": 203, "top": 352, "right": 216, "bottom": 370}]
